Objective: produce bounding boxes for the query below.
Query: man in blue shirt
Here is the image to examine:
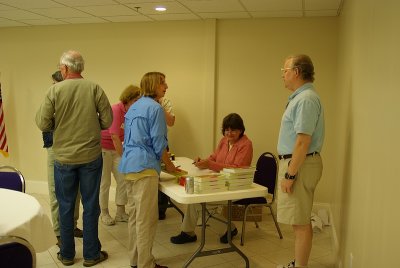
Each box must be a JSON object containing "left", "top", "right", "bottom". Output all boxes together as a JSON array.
[{"left": 276, "top": 55, "right": 325, "bottom": 268}]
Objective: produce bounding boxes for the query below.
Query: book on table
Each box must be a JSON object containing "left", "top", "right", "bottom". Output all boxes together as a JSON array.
[{"left": 221, "top": 166, "right": 256, "bottom": 175}]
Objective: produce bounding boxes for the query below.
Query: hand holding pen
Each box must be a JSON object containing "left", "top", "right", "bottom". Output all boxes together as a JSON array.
[{"left": 192, "top": 157, "right": 201, "bottom": 164}]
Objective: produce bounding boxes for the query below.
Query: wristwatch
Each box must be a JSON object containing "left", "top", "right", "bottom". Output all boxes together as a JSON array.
[{"left": 285, "top": 172, "right": 297, "bottom": 180}]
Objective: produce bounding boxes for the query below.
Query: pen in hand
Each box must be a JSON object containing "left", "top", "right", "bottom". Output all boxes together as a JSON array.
[{"left": 192, "top": 157, "right": 201, "bottom": 164}]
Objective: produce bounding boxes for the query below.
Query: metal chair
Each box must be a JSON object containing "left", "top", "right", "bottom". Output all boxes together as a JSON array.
[
  {"left": 0, "top": 235, "right": 36, "bottom": 268},
  {"left": 0, "top": 165, "right": 26, "bottom": 192},
  {"left": 233, "top": 152, "right": 283, "bottom": 245}
]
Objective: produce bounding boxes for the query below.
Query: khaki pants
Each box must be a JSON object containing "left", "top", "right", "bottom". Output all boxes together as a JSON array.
[
  {"left": 126, "top": 176, "right": 158, "bottom": 268},
  {"left": 47, "top": 147, "right": 80, "bottom": 236},
  {"left": 99, "top": 149, "right": 127, "bottom": 210}
]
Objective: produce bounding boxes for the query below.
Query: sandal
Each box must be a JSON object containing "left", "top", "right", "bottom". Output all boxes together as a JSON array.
[
  {"left": 83, "top": 250, "right": 108, "bottom": 267},
  {"left": 101, "top": 214, "right": 115, "bottom": 226},
  {"left": 115, "top": 212, "right": 129, "bottom": 222}
]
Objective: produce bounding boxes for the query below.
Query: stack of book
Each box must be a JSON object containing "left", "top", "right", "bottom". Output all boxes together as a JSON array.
[
  {"left": 193, "top": 173, "right": 227, "bottom": 194},
  {"left": 192, "top": 167, "right": 256, "bottom": 194},
  {"left": 220, "top": 167, "right": 256, "bottom": 191}
]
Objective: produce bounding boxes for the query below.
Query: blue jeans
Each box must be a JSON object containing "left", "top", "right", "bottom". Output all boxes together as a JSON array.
[{"left": 54, "top": 155, "right": 103, "bottom": 260}]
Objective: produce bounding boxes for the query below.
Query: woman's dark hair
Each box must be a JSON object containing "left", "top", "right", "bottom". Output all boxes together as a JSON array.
[
  {"left": 221, "top": 113, "right": 245, "bottom": 138},
  {"left": 52, "top": 71, "right": 63, "bottom": 82}
]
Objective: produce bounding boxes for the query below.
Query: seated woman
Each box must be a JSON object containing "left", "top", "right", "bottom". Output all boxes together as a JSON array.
[{"left": 170, "top": 113, "right": 253, "bottom": 244}]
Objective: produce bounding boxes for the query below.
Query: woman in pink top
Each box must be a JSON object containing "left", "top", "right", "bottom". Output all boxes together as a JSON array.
[
  {"left": 194, "top": 113, "right": 253, "bottom": 172},
  {"left": 171, "top": 113, "right": 253, "bottom": 244},
  {"left": 99, "top": 85, "right": 141, "bottom": 226}
]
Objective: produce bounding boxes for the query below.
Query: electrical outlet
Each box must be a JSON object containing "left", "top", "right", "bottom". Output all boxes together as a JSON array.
[{"left": 349, "top": 252, "right": 354, "bottom": 268}]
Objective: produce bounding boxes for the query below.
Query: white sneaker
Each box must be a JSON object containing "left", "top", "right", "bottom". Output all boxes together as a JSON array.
[
  {"left": 115, "top": 212, "right": 129, "bottom": 222},
  {"left": 101, "top": 214, "right": 116, "bottom": 226},
  {"left": 277, "top": 260, "right": 295, "bottom": 268}
]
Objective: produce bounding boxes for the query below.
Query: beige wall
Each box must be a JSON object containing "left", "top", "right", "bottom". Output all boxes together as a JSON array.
[
  {"left": 334, "top": 0, "right": 400, "bottom": 266},
  {"left": 0, "top": 18, "right": 338, "bottom": 210},
  {"left": 1, "top": 1, "right": 399, "bottom": 266},
  {"left": 0, "top": 20, "right": 218, "bottom": 180},
  {"left": 216, "top": 17, "right": 338, "bottom": 204}
]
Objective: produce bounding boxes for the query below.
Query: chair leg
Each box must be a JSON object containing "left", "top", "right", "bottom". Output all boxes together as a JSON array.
[
  {"left": 248, "top": 206, "right": 259, "bottom": 228},
  {"left": 268, "top": 205, "right": 283, "bottom": 239}
]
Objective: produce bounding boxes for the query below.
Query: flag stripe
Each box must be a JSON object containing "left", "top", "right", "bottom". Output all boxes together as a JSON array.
[{"left": 0, "top": 100, "right": 9, "bottom": 156}]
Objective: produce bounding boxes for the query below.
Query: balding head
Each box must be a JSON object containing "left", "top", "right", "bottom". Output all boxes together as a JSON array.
[{"left": 59, "top": 50, "right": 85, "bottom": 74}]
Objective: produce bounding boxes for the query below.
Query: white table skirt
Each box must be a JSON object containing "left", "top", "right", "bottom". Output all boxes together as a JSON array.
[{"left": 0, "top": 188, "right": 56, "bottom": 252}]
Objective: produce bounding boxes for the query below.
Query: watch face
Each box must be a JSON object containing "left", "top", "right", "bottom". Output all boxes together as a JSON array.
[{"left": 285, "top": 172, "right": 296, "bottom": 180}]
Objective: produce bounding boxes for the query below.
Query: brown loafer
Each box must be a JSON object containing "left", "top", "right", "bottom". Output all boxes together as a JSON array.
[{"left": 83, "top": 251, "right": 108, "bottom": 267}]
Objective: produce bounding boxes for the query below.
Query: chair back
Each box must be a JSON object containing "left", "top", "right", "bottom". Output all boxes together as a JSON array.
[
  {"left": 253, "top": 152, "right": 278, "bottom": 202},
  {"left": 0, "top": 165, "right": 26, "bottom": 192},
  {"left": 0, "top": 235, "right": 36, "bottom": 268}
]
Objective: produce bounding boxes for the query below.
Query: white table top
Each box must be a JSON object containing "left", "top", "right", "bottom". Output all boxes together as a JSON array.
[
  {"left": 0, "top": 188, "right": 56, "bottom": 252},
  {"left": 160, "top": 180, "right": 267, "bottom": 204},
  {"left": 159, "top": 157, "right": 267, "bottom": 204}
]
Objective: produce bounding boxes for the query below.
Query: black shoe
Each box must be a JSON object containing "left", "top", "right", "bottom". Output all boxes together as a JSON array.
[
  {"left": 159, "top": 213, "right": 166, "bottom": 220},
  {"left": 74, "top": 228, "right": 83, "bottom": 238},
  {"left": 220, "top": 228, "right": 238, "bottom": 244},
  {"left": 170, "top": 231, "right": 197, "bottom": 244}
]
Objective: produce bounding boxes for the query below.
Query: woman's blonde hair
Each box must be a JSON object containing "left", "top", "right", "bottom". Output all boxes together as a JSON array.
[
  {"left": 119, "top": 85, "right": 142, "bottom": 104},
  {"left": 140, "top": 72, "right": 165, "bottom": 98}
]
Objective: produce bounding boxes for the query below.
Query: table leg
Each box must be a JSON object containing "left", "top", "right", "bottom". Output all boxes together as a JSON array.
[
  {"left": 182, "top": 201, "right": 250, "bottom": 268},
  {"left": 227, "top": 200, "right": 249, "bottom": 267},
  {"left": 183, "top": 203, "right": 207, "bottom": 268},
  {"left": 167, "top": 197, "right": 184, "bottom": 221}
]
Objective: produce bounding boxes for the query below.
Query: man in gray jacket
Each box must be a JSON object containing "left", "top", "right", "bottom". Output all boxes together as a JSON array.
[{"left": 36, "top": 50, "right": 112, "bottom": 267}]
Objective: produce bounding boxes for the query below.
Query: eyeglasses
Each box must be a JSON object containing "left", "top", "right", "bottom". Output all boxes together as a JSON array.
[
  {"left": 280, "top": 67, "right": 294, "bottom": 73},
  {"left": 224, "top": 129, "right": 239, "bottom": 134}
]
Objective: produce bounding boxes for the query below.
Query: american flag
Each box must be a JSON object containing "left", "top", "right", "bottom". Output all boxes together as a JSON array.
[{"left": 0, "top": 82, "right": 9, "bottom": 157}]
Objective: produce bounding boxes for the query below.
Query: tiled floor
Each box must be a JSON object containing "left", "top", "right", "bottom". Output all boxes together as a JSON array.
[{"left": 30, "top": 192, "right": 335, "bottom": 268}]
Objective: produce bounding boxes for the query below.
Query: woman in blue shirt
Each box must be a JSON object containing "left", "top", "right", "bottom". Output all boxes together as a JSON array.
[{"left": 119, "top": 72, "right": 177, "bottom": 268}]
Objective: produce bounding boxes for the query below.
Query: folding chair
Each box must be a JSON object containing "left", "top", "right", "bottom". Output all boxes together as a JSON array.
[
  {"left": 0, "top": 235, "right": 36, "bottom": 268},
  {"left": 0, "top": 165, "right": 26, "bottom": 192},
  {"left": 234, "top": 152, "right": 283, "bottom": 245}
]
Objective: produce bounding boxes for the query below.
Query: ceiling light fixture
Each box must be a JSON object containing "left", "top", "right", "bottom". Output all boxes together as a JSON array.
[{"left": 155, "top": 6, "right": 167, "bottom": 12}]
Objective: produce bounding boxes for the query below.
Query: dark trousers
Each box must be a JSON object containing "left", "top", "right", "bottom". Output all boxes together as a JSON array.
[{"left": 158, "top": 190, "right": 169, "bottom": 215}]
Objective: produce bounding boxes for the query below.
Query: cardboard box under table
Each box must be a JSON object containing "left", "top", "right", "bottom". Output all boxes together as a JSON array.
[{"left": 222, "top": 205, "right": 262, "bottom": 222}]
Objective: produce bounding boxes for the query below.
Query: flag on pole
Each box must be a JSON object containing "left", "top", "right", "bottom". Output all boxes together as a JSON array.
[{"left": 0, "top": 81, "right": 9, "bottom": 157}]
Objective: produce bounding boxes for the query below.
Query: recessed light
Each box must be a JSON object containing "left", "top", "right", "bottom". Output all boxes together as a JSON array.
[{"left": 155, "top": 6, "right": 167, "bottom": 12}]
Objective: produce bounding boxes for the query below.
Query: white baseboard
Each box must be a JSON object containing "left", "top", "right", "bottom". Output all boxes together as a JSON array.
[
  {"left": 313, "top": 202, "right": 339, "bottom": 267},
  {"left": 25, "top": 180, "right": 116, "bottom": 201}
]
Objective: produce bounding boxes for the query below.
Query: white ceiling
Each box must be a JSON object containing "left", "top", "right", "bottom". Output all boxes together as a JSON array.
[{"left": 0, "top": 0, "right": 343, "bottom": 27}]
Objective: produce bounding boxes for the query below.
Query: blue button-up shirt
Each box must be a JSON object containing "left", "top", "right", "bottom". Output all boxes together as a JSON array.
[
  {"left": 277, "top": 83, "right": 325, "bottom": 155},
  {"left": 119, "top": 96, "right": 168, "bottom": 174}
]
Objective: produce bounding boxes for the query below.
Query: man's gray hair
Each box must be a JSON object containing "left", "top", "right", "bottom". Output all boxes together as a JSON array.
[{"left": 60, "top": 50, "right": 85, "bottom": 73}]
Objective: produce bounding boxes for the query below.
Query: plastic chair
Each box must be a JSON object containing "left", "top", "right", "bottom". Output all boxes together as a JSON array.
[
  {"left": 0, "top": 235, "right": 36, "bottom": 268},
  {"left": 0, "top": 165, "right": 26, "bottom": 192},
  {"left": 233, "top": 152, "right": 283, "bottom": 245}
]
